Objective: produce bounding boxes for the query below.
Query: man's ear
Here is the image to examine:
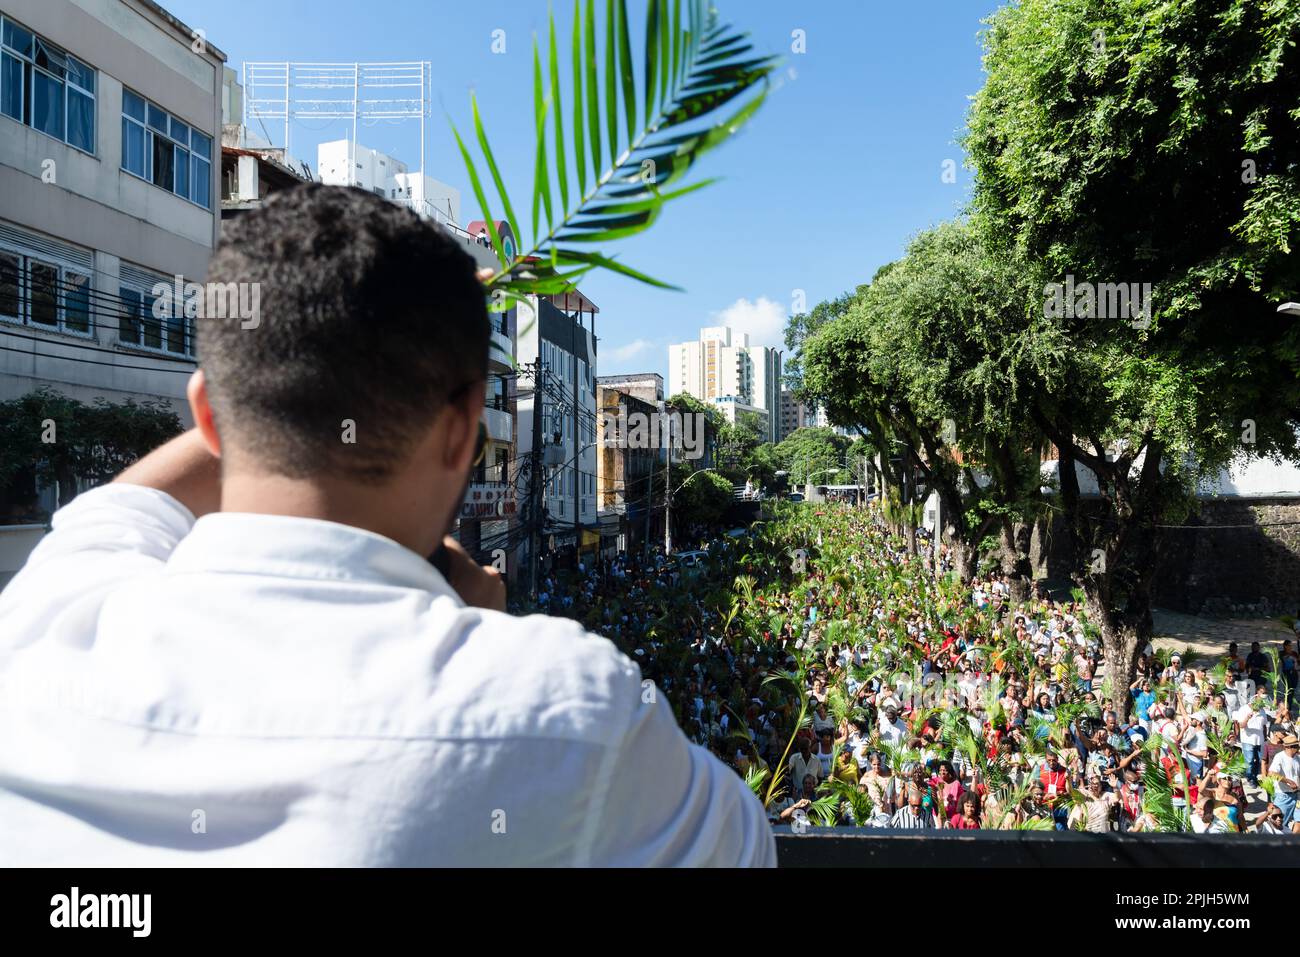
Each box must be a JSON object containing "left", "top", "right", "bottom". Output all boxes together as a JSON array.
[{"left": 187, "top": 369, "right": 222, "bottom": 458}]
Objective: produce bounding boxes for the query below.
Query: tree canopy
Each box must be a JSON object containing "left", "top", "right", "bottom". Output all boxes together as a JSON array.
[
  {"left": 0, "top": 387, "right": 183, "bottom": 517},
  {"left": 784, "top": 0, "right": 1300, "bottom": 697}
]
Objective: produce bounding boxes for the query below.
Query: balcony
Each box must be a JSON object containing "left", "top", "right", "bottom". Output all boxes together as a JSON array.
[
  {"left": 393, "top": 198, "right": 474, "bottom": 240},
  {"left": 483, "top": 406, "right": 512, "bottom": 444},
  {"left": 489, "top": 325, "right": 513, "bottom": 369}
]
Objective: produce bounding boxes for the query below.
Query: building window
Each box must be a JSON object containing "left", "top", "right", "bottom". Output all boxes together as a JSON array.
[
  {"left": 63, "top": 270, "right": 90, "bottom": 333},
  {"left": 0, "top": 15, "right": 95, "bottom": 154},
  {"left": 121, "top": 87, "right": 212, "bottom": 209},
  {"left": 28, "top": 259, "right": 57, "bottom": 326},
  {"left": 0, "top": 250, "right": 19, "bottom": 321},
  {"left": 0, "top": 245, "right": 94, "bottom": 338},
  {"left": 118, "top": 278, "right": 194, "bottom": 357}
]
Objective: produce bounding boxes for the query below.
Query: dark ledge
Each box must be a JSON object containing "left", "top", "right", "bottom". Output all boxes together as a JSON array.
[{"left": 774, "top": 828, "right": 1299, "bottom": 868}]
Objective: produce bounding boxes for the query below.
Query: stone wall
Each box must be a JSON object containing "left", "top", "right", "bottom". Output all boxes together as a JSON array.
[
  {"left": 1153, "top": 499, "right": 1300, "bottom": 616},
  {"left": 1033, "top": 498, "right": 1300, "bottom": 616}
]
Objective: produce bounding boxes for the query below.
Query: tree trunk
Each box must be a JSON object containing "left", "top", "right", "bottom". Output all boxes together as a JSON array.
[
  {"left": 55, "top": 464, "right": 78, "bottom": 508},
  {"left": 1091, "top": 587, "right": 1148, "bottom": 721},
  {"left": 950, "top": 540, "right": 976, "bottom": 583},
  {"left": 1001, "top": 520, "right": 1034, "bottom": 604}
]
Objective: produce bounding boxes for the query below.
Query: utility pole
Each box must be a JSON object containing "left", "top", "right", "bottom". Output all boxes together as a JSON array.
[
  {"left": 526, "top": 362, "right": 546, "bottom": 600},
  {"left": 643, "top": 462, "right": 653, "bottom": 560},
  {"left": 572, "top": 308, "right": 581, "bottom": 563},
  {"left": 643, "top": 401, "right": 658, "bottom": 562},
  {"left": 664, "top": 410, "right": 674, "bottom": 555},
  {"left": 933, "top": 491, "right": 942, "bottom": 577}
]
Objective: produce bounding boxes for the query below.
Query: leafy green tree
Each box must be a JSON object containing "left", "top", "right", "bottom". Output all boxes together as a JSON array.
[
  {"left": 964, "top": 0, "right": 1300, "bottom": 702},
  {"left": 673, "top": 469, "right": 734, "bottom": 534},
  {"left": 745, "top": 442, "right": 782, "bottom": 490},
  {"left": 783, "top": 287, "right": 863, "bottom": 397},
  {"left": 774, "top": 427, "right": 851, "bottom": 488},
  {"left": 665, "top": 391, "right": 716, "bottom": 420},
  {"left": 0, "top": 387, "right": 183, "bottom": 516},
  {"left": 666, "top": 391, "right": 723, "bottom": 467},
  {"left": 840, "top": 223, "right": 1055, "bottom": 587},
  {"left": 715, "top": 412, "right": 763, "bottom": 481}
]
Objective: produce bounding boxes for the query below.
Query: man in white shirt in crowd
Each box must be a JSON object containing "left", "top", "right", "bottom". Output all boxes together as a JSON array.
[
  {"left": 0, "top": 185, "right": 774, "bottom": 867},
  {"left": 879, "top": 705, "right": 908, "bottom": 747},
  {"left": 1268, "top": 735, "right": 1300, "bottom": 827},
  {"left": 788, "top": 738, "right": 821, "bottom": 791},
  {"left": 1161, "top": 654, "right": 1184, "bottom": 684},
  {"left": 1152, "top": 705, "right": 1181, "bottom": 754},
  {"left": 1234, "top": 697, "right": 1272, "bottom": 785},
  {"left": 1180, "top": 713, "right": 1210, "bottom": 780}
]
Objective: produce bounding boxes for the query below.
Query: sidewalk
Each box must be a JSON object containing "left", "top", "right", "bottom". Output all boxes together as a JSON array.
[{"left": 1151, "top": 609, "right": 1294, "bottom": 667}]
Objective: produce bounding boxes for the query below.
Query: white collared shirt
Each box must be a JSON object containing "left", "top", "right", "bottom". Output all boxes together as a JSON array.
[
  {"left": 0, "top": 485, "right": 774, "bottom": 867},
  {"left": 1270, "top": 750, "right": 1300, "bottom": 794}
]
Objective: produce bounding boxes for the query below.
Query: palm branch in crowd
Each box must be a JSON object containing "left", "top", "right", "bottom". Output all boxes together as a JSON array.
[
  {"left": 1257, "top": 775, "right": 1277, "bottom": 802},
  {"left": 816, "top": 776, "right": 874, "bottom": 827},
  {"left": 1203, "top": 721, "right": 1246, "bottom": 778},
  {"left": 986, "top": 777, "right": 1036, "bottom": 829},
  {"left": 452, "top": 0, "right": 776, "bottom": 306},
  {"left": 761, "top": 665, "right": 809, "bottom": 808},
  {"left": 1010, "top": 816, "right": 1056, "bottom": 831},
  {"left": 1138, "top": 734, "right": 1190, "bottom": 833},
  {"left": 1261, "top": 648, "right": 1284, "bottom": 709}
]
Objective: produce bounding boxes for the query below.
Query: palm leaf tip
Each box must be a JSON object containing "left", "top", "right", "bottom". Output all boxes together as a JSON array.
[{"left": 454, "top": 0, "right": 776, "bottom": 296}]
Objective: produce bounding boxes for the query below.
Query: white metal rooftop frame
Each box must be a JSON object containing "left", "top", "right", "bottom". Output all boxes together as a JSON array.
[{"left": 242, "top": 61, "right": 432, "bottom": 185}]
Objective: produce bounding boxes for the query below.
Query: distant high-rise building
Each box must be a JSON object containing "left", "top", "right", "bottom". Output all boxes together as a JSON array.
[
  {"left": 779, "top": 390, "right": 817, "bottom": 441},
  {"left": 667, "top": 326, "right": 781, "bottom": 443}
]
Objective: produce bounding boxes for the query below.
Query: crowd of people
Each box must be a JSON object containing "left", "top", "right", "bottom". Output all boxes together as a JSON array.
[{"left": 519, "top": 503, "right": 1300, "bottom": 835}]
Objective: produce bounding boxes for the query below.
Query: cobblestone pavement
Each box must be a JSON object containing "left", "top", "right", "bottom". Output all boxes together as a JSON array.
[{"left": 1151, "top": 609, "right": 1296, "bottom": 667}]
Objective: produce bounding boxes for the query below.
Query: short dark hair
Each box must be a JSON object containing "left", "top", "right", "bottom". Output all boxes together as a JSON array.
[{"left": 200, "top": 184, "right": 490, "bottom": 482}]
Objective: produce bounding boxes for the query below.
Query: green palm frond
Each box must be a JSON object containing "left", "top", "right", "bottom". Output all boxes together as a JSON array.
[
  {"left": 807, "top": 788, "right": 843, "bottom": 827},
  {"left": 820, "top": 776, "right": 875, "bottom": 827},
  {"left": 826, "top": 683, "right": 853, "bottom": 729},
  {"left": 453, "top": 0, "right": 776, "bottom": 300},
  {"left": 985, "top": 777, "right": 1033, "bottom": 828},
  {"left": 1011, "top": 817, "right": 1055, "bottom": 831}
]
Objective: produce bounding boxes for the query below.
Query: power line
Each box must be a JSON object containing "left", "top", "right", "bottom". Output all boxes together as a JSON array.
[
  {"left": 0, "top": 343, "right": 195, "bottom": 375},
  {"left": 0, "top": 325, "right": 198, "bottom": 366}
]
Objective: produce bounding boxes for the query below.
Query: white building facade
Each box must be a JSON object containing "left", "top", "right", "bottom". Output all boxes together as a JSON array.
[
  {"left": 516, "top": 290, "right": 600, "bottom": 559},
  {"left": 317, "top": 138, "right": 463, "bottom": 237},
  {"left": 0, "top": 0, "right": 225, "bottom": 588},
  {"left": 668, "top": 325, "right": 782, "bottom": 442}
]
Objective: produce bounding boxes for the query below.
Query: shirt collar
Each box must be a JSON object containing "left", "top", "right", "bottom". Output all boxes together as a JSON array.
[{"left": 167, "top": 511, "right": 455, "bottom": 596}]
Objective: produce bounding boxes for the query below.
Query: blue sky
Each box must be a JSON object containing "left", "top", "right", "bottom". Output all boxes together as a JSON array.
[{"left": 166, "top": 0, "right": 1001, "bottom": 377}]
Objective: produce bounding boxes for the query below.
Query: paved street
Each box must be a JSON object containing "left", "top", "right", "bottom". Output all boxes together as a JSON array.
[{"left": 1152, "top": 610, "right": 1295, "bottom": 667}]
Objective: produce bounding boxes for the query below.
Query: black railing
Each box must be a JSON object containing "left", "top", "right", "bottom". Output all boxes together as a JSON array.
[{"left": 774, "top": 828, "right": 1299, "bottom": 868}]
